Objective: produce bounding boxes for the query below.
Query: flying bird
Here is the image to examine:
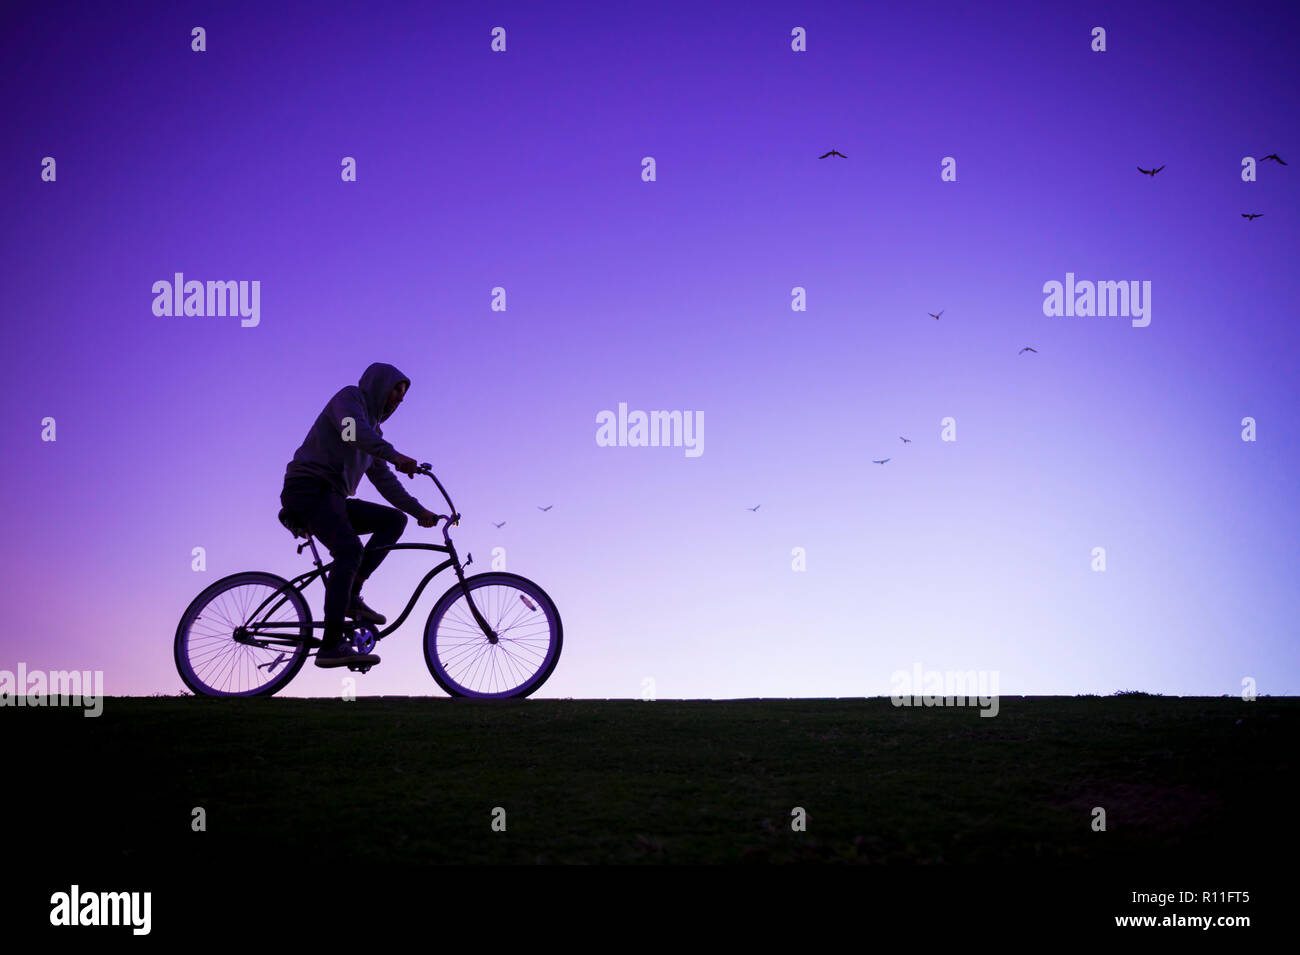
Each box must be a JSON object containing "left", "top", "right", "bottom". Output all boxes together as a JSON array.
[
  {"left": 1261, "top": 153, "right": 1287, "bottom": 165},
  {"left": 1242, "top": 213, "right": 1263, "bottom": 221},
  {"left": 899, "top": 436, "right": 911, "bottom": 443},
  {"left": 747, "top": 505, "right": 761, "bottom": 512},
  {"left": 1137, "top": 165, "right": 1166, "bottom": 176},
  {"left": 928, "top": 310, "right": 943, "bottom": 320},
  {"left": 1019, "top": 346, "right": 1038, "bottom": 354},
  {"left": 537, "top": 505, "right": 553, "bottom": 512},
  {"left": 872, "top": 458, "right": 891, "bottom": 465},
  {"left": 492, "top": 521, "right": 506, "bottom": 528},
  {"left": 818, "top": 149, "right": 847, "bottom": 159}
]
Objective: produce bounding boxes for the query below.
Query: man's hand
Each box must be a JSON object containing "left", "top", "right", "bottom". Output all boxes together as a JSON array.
[
  {"left": 392, "top": 454, "right": 420, "bottom": 477},
  {"left": 416, "top": 509, "right": 440, "bottom": 528}
]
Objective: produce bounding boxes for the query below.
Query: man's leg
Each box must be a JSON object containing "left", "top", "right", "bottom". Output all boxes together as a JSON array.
[
  {"left": 345, "top": 499, "right": 408, "bottom": 596},
  {"left": 281, "top": 479, "right": 364, "bottom": 650}
]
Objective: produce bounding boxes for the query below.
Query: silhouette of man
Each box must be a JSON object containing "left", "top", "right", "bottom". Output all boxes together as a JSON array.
[{"left": 280, "top": 362, "right": 441, "bottom": 668}]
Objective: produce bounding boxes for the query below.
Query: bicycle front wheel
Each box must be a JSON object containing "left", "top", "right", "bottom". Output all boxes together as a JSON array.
[
  {"left": 424, "top": 572, "right": 563, "bottom": 699},
  {"left": 174, "top": 571, "right": 312, "bottom": 697}
]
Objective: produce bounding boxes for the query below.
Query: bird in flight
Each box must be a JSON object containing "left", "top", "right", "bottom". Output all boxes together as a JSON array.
[
  {"left": 899, "top": 436, "right": 911, "bottom": 444},
  {"left": 492, "top": 521, "right": 506, "bottom": 528},
  {"left": 818, "top": 149, "right": 847, "bottom": 159},
  {"left": 872, "top": 458, "right": 891, "bottom": 465},
  {"left": 1242, "top": 213, "right": 1263, "bottom": 221},
  {"left": 928, "top": 310, "right": 943, "bottom": 320},
  {"left": 1019, "top": 346, "right": 1038, "bottom": 354},
  {"left": 1261, "top": 153, "right": 1287, "bottom": 165},
  {"left": 1137, "top": 165, "right": 1166, "bottom": 176},
  {"left": 537, "top": 505, "right": 553, "bottom": 512},
  {"left": 747, "top": 504, "right": 761, "bottom": 512}
]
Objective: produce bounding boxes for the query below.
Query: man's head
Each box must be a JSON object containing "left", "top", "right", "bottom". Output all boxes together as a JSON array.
[
  {"left": 359, "top": 362, "right": 411, "bottom": 423},
  {"left": 383, "top": 380, "right": 408, "bottom": 419}
]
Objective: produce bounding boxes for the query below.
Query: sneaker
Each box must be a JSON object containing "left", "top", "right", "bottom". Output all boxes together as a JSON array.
[
  {"left": 315, "top": 643, "right": 381, "bottom": 668},
  {"left": 345, "top": 592, "right": 386, "bottom": 625}
]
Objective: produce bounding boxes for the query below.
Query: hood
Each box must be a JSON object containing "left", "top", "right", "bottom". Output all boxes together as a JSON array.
[{"left": 359, "top": 362, "right": 410, "bottom": 424}]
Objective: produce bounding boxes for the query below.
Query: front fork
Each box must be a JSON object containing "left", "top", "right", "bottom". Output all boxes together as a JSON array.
[{"left": 447, "top": 540, "right": 499, "bottom": 644}]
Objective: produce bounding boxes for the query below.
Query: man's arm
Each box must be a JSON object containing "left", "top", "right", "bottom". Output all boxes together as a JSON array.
[
  {"left": 326, "top": 388, "right": 399, "bottom": 461},
  {"left": 366, "top": 458, "right": 425, "bottom": 517}
]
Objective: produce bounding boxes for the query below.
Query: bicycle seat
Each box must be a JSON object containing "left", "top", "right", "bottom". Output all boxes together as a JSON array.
[{"left": 278, "top": 507, "right": 311, "bottom": 539}]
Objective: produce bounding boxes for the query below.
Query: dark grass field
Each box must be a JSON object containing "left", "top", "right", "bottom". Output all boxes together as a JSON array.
[{"left": 7, "top": 694, "right": 1295, "bottom": 869}]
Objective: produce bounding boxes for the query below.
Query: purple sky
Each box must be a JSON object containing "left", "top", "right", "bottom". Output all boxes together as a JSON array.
[{"left": 2, "top": 0, "right": 1297, "bottom": 698}]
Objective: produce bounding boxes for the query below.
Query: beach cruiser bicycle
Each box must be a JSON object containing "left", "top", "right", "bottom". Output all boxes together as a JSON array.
[{"left": 174, "top": 464, "right": 562, "bottom": 698}]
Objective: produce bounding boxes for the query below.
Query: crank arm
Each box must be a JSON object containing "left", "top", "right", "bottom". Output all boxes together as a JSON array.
[{"left": 257, "top": 652, "right": 288, "bottom": 673}]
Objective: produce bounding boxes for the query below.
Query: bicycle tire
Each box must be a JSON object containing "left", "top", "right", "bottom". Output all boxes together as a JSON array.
[
  {"left": 423, "top": 572, "right": 563, "bottom": 699},
  {"left": 174, "top": 571, "right": 312, "bottom": 697}
]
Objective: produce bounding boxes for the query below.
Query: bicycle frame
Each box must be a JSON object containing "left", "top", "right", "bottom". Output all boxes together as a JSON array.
[{"left": 238, "top": 465, "right": 499, "bottom": 650}]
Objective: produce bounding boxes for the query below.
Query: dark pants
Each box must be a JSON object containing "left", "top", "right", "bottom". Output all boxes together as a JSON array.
[{"left": 280, "top": 476, "right": 407, "bottom": 648}]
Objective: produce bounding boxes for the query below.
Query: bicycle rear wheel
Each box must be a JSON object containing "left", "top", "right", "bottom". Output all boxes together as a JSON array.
[
  {"left": 423, "top": 572, "right": 562, "bottom": 699},
  {"left": 175, "top": 572, "right": 312, "bottom": 697}
]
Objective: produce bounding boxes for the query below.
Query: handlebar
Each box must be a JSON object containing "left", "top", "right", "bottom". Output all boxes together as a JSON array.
[{"left": 416, "top": 463, "right": 459, "bottom": 531}]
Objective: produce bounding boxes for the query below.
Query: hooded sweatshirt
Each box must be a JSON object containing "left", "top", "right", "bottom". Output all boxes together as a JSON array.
[{"left": 284, "top": 362, "right": 424, "bottom": 516}]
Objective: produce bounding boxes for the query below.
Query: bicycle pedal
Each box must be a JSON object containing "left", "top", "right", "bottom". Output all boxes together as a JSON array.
[{"left": 346, "top": 663, "right": 372, "bottom": 674}]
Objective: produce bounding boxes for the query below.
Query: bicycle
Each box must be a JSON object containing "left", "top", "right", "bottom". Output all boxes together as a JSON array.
[{"left": 174, "top": 464, "right": 563, "bottom": 699}]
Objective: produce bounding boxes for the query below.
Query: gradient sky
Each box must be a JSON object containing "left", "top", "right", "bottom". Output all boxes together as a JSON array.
[{"left": 2, "top": 0, "right": 1297, "bottom": 698}]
